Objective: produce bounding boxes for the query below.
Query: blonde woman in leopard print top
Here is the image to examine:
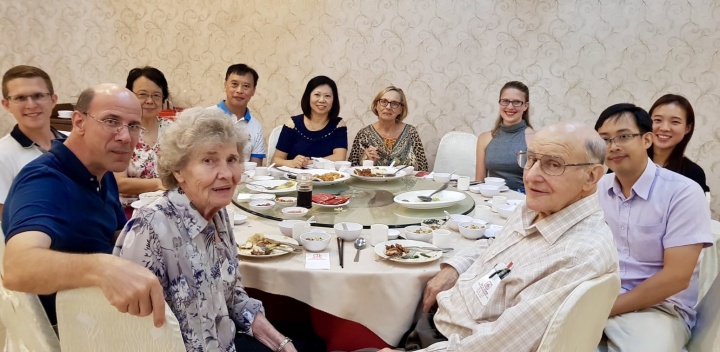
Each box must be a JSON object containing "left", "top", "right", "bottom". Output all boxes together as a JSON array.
[{"left": 348, "top": 86, "right": 429, "bottom": 171}]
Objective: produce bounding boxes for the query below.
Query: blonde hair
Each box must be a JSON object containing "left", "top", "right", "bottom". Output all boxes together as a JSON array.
[
  {"left": 158, "top": 107, "right": 249, "bottom": 189},
  {"left": 370, "top": 86, "right": 408, "bottom": 121}
]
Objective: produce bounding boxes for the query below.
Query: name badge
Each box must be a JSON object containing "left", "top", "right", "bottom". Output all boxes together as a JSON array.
[{"left": 472, "top": 263, "right": 507, "bottom": 306}]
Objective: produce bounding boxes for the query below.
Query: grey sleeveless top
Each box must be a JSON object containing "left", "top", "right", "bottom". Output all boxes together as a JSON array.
[{"left": 484, "top": 120, "right": 527, "bottom": 191}]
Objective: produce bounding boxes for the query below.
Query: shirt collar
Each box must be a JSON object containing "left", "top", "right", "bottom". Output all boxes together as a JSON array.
[
  {"left": 48, "top": 140, "right": 103, "bottom": 186},
  {"left": 166, "top": 188, "right": 210, "bottom": 239},
  {"left": 216, "top": 100, "right": 251, "bottom": 122},
  {"left": 10, "top": 124, "right": 65, "bottom": 149},
  {"left": 510, "top": 192, "right": 601, "bottom": 245},
  {"left": 605, "top": 157, "right": 656, "bottom": 200}
]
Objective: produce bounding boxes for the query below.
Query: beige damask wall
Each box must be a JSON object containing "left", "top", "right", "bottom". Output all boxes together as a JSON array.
[{"left": 1, "top": 0, "right": 719, "bottom": 216}]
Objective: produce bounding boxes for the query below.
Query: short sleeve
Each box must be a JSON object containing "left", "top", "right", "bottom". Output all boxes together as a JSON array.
[
  {"left": 3, "top": 170, "right": 67, "bottom": 243},
  {"left": 274, "top": 125, "right": 296, "bottom": 154},
  {"left": 0, "top": 155, "right": 14, "bottom": 203},
  {"left": 332, "top": 124, "right": 348, "bottom": 150},
  {"left": 663, "top": 182, "right": 713, "bottom": 249}
]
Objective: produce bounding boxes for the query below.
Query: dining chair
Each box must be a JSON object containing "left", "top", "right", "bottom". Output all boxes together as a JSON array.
[
  {"left": 432, "top": 131, "right": 477, "bottom": 177},
  {"left": 266, "top": 125, "right": 283, "bottom": 165},
  {"left": 536, "top": 272, "right": 621, "bottom": 352},
  {"left": 686, "top": 274, "right": 720, "bottom": 352},
  {"left": 0, "top": 227, "right": 62, "bottom": 352},
  {"left": 56, "top": 287, "right": 185, "bottom": 352}
]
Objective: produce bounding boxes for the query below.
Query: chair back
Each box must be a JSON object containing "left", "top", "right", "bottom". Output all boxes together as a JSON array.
[
  {"left": 56, "top": 287, "right": 185, "bottom": 352},
  {"left": 0, "top": 228, "right": 61, "bottom": 351},
  {"left": 687, "top": 275, "right": 720, "bottom": 352},
  {"left": 266, "top": 125, "right": 284, "bottom": 164},
  {"left": 432, "top": 131, "right": 477, "bottom": 177},
  {"left": 536, "top": 272, "right": 620, "bottom": 352}
]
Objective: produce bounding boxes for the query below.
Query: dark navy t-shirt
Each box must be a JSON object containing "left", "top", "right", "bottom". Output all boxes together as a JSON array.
[
  {"left": 275, "top": 114, "right": 348, "bottom": 159},
  {"left": 2, "top": 140, "right": 126, "bottom": 324}
]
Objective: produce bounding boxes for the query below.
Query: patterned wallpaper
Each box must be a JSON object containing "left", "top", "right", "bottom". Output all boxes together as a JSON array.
[{"left": 1, "top": 0, "right": 719, "bottom": 216}]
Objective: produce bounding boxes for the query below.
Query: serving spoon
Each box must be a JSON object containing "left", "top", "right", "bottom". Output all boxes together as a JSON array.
[{"left": 417, "top": 182, "right": 449, "bottom": 202}]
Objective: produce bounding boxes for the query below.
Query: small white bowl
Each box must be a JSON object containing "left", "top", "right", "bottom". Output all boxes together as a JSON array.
[
  {"left": 281, "top": 206, "right": 309, "bottom": 219},
  {"left": 484, "top": 177, "right": 506, "bottom": 187},
  {"left": 275, "top": 196, "right": 297, "bottom": 207},
  {"left": 234, "top": 214, "right": 248, "bottom": 225},
  {"left": 433, "top": 173, "right": 452, "bottom": 183},
  {"left": 236, "top": 193, "right": 253, "bottom": 202},
  {"left": 244, "top": 161, "right": 257, "bottom": 170},
  {"left": 333, "top": 222, "right": 363, "bottom": 241},
  {"left": 300, "top": 231, "right": 331, "bottom": 252},
  {"left": 446, "top": 214, "right": 473, "bottom": 231},
  {"left": 270, "top": 169, "right": 286, "bottom": 178},
  {"left": 249, "top": 200, "right": 275, "bottom": 211},
  {"left": 507, "top": 199, "right": 524, "bottom": 206},
  {"left": 252, "top": 175, "right": 274, "bottom": 181},
  {"left": 404, "top": 225, "right": 433, "bottom": 243},
  {"left": 387, "top": 229, "right": 400, "bottom": 240},
  {"left": 485, "top": 224, "right": 504, "bottom": 238},
  {"left": 420, "top": 218, "right": 444, "bottom": 230},
  {"left": 250, "top": 194, "right": 276, "bottom": 201},
  {"left": 458, "top": 220, "right": 488, "bottom": 240},
  {"left": 496, "top": 203, "right": 517, "bottom": 219},
  {"left": 334, "top": 161, "right": 352, "bottom": 171},
  {"left": 57, "top": 110, "right": 73, "bottom": 118},
  {"left": 279, "top": 219, "right": 306, "bottom": 236},
  {"left": 474, "top": 184, "right": 501, "bottom": 197}
]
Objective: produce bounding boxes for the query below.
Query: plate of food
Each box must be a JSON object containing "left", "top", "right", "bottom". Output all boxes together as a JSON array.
[
  {"left": 374, "top": 240, "right": 443, "bottom": 263},
  {"left": 346, "top": 166, "right": 407, "bottom": 182},
  {"left": 311, "top": 193, "right": 350, "bottom": 208},
  {"left": 246, "top": 180, "right": 297, "bottom": 194},
  {"left": 279, "top": 167, "right": 351, "bottom": 185},
  {"left": 236, "top": 233, "right": 300, "bottom": 258},
  {"left": 393, "top": 190, "right": 466, "bottom": 209}
]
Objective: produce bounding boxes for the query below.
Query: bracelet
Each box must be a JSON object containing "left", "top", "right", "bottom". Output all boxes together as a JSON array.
[{"left": 275, "top": 336, "right": 292, "bottom": 352}]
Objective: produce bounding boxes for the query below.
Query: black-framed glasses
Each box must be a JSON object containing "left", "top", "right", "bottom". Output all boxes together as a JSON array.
[
  {"left": 378, "top": 99, "right": 403, "bottom": 109},
  {"left": 135, "top": 92, "right": 163, "bottom": 102},
  {"left": 601, "top": 133, "right": 644, "bottom": 146},
  {"left": 84, "top": 112, "right": 146, "bottom": 138},
  {"left": 499, "top": 99, "right": 525, "bottom": 107},
  {"left": 517, "top": 151, "right": 596, "bottom": 176},
  {"left": 6, "top": 92, "right": 52, "bottom": 104}
]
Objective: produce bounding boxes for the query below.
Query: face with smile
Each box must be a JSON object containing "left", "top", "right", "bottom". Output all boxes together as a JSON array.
[
  {"left": 131, "top": 76, "right": 163, "bottom": 120},
  {"left": 309, "top": 84, "right": 333, "bottom": 118},
  {"left": 651, "top": 102, "right": 690, "bottom": 152},
  {"left": 224, "top": 73, "right": 256, "bottom": 111},
  {"left": 376, "top": 90, "right": 403, "bottom": 122},
  {"left": 2, "top": 77, "right": 57, "bottom": 130},
  {"left": 596, "top": 113, "right": 653, "bottom": 177},
  {"left": 174, "top": 143, "right": 243, "bottom": 218},
  {"left": 498, "top": 88, "right": 528, "bottom": 126}
]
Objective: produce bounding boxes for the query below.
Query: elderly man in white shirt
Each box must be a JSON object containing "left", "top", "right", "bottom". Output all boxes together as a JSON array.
[{"left": 379, "top": 121, "right": 620, "bottom": 352}]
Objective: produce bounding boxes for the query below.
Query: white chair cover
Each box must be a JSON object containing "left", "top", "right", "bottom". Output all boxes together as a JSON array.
[
  {"left": 266, "top": 125, "right": 284, "bottom": 165},
  {"left": 687, "top": 275, "right": 720, "bottom": 352},
  {"left": 536, "top": 272, "right": 621, "bottom": 352},
  {"left": 432, "top": 131, "right": 477, "bottom": 177},
  {"left": 56, "top": 287, "right": 185, "bottom": 352}
]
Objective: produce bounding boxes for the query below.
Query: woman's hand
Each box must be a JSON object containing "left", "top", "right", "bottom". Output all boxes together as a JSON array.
[
  {"left": 363, "top": 146, "right": 380, "bottom": 161},
  {"left": 290, "top": 155, "right": 310, "bottom": 168}
]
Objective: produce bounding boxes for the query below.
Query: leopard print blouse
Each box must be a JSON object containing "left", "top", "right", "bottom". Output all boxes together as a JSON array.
[{"left": 348, "top": 123, "right": 429, "bottom": 171}]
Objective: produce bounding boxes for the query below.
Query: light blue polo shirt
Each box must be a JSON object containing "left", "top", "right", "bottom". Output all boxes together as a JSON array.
[{"left": 209, "top": 101, "right": 266, "bottom": 160}]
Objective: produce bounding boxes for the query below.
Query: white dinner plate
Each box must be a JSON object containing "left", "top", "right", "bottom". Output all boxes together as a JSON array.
[
  {"left": 374, "top": 239, "right": 443, "bottom": 263},
  {"left": 312, "top": 199, "right": 350, "bottom": 208},
  {"left": 246, "top": 180, "right": 297, "bottom": 194},
  {"left": 393, "top": 190, "right": 466, "bottom": 209},
  {"left": 280, "top": 168, "right": 351, "bottom": 186},
  {"left": 236, "top": 234, "right": 299, "bottom": 258},
  {"left": 468, "top": 184, "right": 510, "bottom": 193},
  {"left": 346, "top": 166, "right": 407, "bottom": 182}
]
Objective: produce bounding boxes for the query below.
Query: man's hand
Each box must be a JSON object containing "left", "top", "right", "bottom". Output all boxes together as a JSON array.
[
  {"left": 423, "top": 265, "right": 460, "bottom": 312},
  {"left": 97, "top": 255, "right": 165, "bottom": 327}
]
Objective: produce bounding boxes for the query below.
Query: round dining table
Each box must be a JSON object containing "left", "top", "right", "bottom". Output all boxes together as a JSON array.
[{"left": 230, "top": 174, "right": 525, "bottom": 350}]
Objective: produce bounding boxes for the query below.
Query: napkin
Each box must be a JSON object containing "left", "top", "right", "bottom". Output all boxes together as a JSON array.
[{"left": 305, "top": 253, "right": 330, "bottom": 270}]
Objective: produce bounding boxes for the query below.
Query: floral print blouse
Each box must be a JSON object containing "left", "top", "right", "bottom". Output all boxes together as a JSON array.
[
  {"left": 120, "top": 118, "right": 172, "bottom": 206},
  {"left": 113, "top": 188, "right": 264, "bottom": 351}
]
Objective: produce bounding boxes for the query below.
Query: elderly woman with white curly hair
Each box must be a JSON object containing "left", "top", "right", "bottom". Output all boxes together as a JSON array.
[{"left": 113, "top": 107, "right": 310, "bottom": 352}]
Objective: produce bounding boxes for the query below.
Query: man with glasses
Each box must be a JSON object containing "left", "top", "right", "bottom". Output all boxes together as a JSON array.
[
  {"left": 2, "top": 83, "right": 166, "bottom": 329},
  {"left": 594, "top": 104, "right": 713, "bottom": 351},
  {"left": 209, "top": 63, "right": 266, "bottom": 164},
  {"left": 0, "top": 65, "right": 65, "bottom": 219},
  {"left": 380, "top": 122, "right": 618, "bottom": 351}
]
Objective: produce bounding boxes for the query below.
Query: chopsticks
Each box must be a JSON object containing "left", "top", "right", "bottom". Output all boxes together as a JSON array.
[{"left": 336, "top": 237, "right": 344, "bottom": 268}]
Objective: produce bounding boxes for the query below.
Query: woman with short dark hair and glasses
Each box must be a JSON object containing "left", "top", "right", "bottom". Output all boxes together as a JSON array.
[
  {"left": 347, "top": 86, "right": 429, "bottom": 171},
  {"left": 648, "top": 94, "right": 709, "bottom": 193},
  {"left": 475, "top": 81, "right": 535, "bottom": 191},
  {"left": 114, "top": 66, "right": 172, "bottom": 209}
]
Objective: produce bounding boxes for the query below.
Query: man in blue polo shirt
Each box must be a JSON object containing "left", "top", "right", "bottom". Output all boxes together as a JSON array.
[
  {"left": 209, "top": 63, "right": 266, "bottom": 164},
  {"left": 2, "top": 83, "right": 165, "bottom": 328}
]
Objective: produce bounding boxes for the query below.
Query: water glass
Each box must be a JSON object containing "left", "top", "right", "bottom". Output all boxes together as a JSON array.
[
  {"left": 432, "top": 229, "right": 453, "bottom": 248},
  {"left": 457, "top": 176, "right": 470, "bottom": 190},
  {"left": 292, "top": 222, "right": 311, "bottom": 242},
  {"left": 362, "top": 160, "right": 374, "bottom": 167},
  {"left": 370, "top": 224, "right": 389, "bottom": 246}
]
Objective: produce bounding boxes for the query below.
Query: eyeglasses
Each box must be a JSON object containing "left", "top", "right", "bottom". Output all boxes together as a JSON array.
[
  {"left": 601, "top": 133, "right": 644, "bottom": 146},
  {"left": 84, "top": 112, "right": 146, "bottom": 138},
  {"left": 6, "top": 92, "right": 52, "bottom": 104},
  {"left": 378, "top": 99, "right": 403, "bottom": 109},
  {"left": 135, "top": 92, "right": 163, "bottom": 102},
  {"left": 517, "top": 151, "right": 596, "bottom": 176},
  {"left": 499, "top": 99, "right": 525, "bottom": 107}
]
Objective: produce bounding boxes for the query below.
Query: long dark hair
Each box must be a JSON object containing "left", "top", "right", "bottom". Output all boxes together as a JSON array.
[
  {"left": 648, "top": 94, "right": 695, "bottom": 173},
  {"left": 491, "top": 81, "right": 532, "bottom": 136}
]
